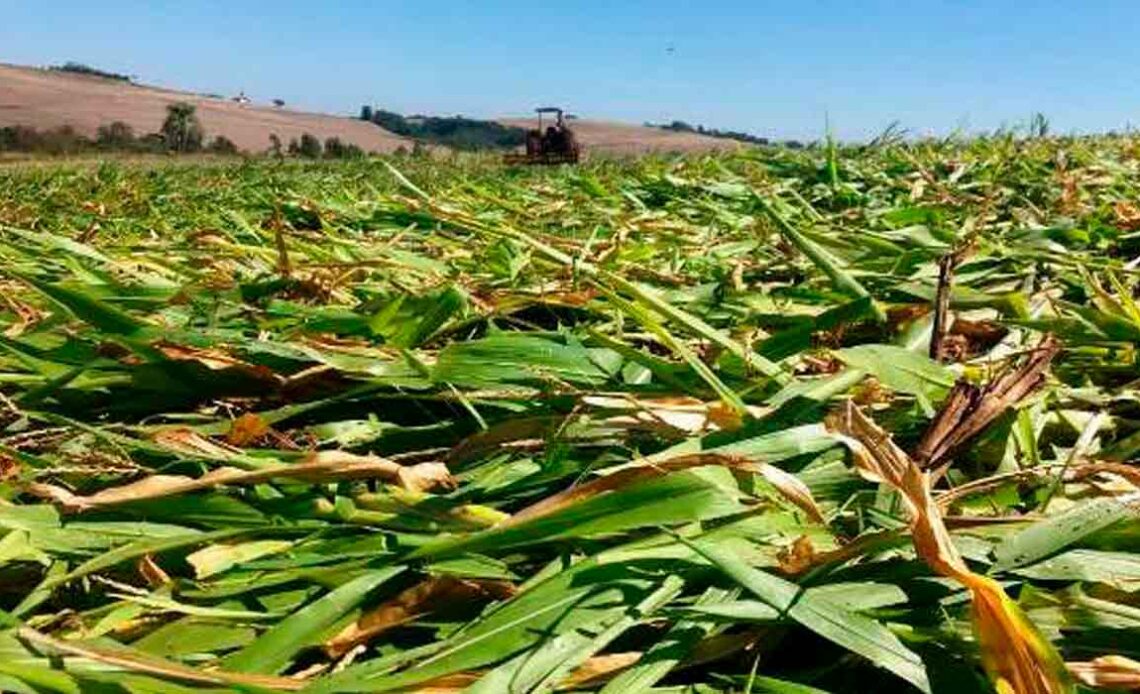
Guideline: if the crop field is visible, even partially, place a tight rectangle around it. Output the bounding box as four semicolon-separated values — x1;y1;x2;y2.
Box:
0;139;1138;694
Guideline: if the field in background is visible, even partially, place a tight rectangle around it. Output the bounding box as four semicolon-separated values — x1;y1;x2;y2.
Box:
0;63;742;157
0;139;1138;693
0;63;412;154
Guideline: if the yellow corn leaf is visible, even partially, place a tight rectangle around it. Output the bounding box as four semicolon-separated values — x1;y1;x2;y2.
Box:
827;401;1072;694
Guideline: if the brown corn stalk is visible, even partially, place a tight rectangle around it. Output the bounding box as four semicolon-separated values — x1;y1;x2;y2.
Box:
914;334;1061;473
929;242;977;362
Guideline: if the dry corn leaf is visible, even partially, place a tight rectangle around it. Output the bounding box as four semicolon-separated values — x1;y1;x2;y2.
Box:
583;394;767;435
936;461;1140;510
827;401;1072;694
152;428;242;459
407;653;642;693
506;452;824;527
154;341;283;385
26;450;454;512
776;535;817;574
16;626;303;691
136;554;170;588
1113;201;1140;230
1068;655;1140;690
225;412;271;446
324;576;516;658
0;452;19;481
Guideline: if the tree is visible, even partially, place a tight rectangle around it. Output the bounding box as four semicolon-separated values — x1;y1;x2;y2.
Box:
0;126;42;152
273;99;285;108
161;102;204;152
96;121;135;149
297;132;322;158
360;105;374;122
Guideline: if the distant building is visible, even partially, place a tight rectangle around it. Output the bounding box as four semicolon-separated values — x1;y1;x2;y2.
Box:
232;91;251;105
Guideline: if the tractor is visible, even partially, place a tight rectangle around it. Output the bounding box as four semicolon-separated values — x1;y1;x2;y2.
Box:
504;107;581;165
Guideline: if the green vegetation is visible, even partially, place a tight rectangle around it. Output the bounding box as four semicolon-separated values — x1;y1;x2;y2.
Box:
653;119;776;146
361;106;527;150
0;103;207;156
49;61;133;82
161;102;206;153
2;103;361;159
0;136;1138;693
283;133;365;160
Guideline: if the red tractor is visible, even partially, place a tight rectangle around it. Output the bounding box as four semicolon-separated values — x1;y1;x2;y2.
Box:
504;107;581;165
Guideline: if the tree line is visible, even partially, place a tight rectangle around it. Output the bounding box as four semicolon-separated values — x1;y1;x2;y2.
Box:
1;102;366;159
651;120;776;146
266;132;366;159
49;62;133;83
0;104;233;156
359;106;525;151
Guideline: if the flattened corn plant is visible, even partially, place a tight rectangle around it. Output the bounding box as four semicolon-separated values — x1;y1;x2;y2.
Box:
0;140;1138;693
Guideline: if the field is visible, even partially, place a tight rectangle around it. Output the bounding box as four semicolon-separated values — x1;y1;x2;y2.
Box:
0;63;736;156
0;64;412;154
0;138;1138;694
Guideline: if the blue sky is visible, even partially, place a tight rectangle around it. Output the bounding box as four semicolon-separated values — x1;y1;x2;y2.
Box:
5;1;1140;141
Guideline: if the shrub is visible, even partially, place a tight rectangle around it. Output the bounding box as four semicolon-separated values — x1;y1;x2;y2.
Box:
322;137;364;159
208;136;239;155
96;121;136;149
323;137;347;159
297;133;322;158
137;133;167;152
38;126;86;155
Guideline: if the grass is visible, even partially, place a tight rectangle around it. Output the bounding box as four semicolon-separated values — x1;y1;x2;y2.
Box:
0;137;1137;693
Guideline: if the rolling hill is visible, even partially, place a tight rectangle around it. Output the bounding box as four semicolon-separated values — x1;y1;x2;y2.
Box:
0;63;411;154
0;62;741;156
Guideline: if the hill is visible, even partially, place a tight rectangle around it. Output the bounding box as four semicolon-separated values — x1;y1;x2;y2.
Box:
0;62;743;156
0;63;411;154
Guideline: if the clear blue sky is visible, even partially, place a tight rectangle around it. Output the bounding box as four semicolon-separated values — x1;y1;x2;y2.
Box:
4;1;1140;141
